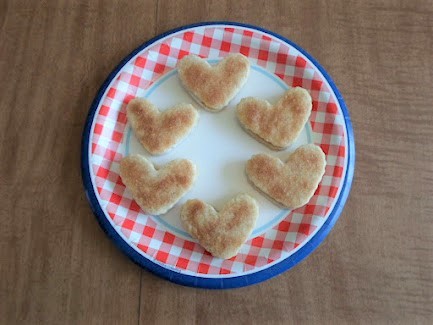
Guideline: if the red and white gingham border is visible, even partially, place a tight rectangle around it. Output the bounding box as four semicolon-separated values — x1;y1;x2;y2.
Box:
88;25;348;277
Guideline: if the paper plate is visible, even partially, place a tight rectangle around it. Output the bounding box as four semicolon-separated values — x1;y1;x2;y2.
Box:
81;22;355;289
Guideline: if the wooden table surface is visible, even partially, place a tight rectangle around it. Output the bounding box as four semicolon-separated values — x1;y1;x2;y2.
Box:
1;0;433;324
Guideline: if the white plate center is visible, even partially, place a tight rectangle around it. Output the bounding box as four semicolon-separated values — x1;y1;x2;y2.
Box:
124;63;312;240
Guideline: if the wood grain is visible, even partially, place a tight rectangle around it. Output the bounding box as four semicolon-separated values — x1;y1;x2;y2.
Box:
0;0;157;324
1;0;433;324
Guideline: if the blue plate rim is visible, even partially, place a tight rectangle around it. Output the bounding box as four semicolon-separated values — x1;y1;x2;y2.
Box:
81;21;355;289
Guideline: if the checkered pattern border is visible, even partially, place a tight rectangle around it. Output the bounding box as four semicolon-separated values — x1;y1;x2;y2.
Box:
89;26;347;276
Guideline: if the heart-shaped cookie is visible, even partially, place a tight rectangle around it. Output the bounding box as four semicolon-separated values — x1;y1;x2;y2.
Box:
120;155;197;215
246;144;326;209
180;194;259;259
177;54;250;112
237;87;312;150
127;98;198;155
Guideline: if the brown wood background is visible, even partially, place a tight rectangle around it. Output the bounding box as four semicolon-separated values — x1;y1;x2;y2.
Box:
1;0;432;324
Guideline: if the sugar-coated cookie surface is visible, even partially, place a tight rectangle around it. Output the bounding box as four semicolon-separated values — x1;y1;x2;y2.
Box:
127;98;198;155
246;144;326;209
177;54;250;111
180;194;258;259
237;87;312;150
120;155;197;215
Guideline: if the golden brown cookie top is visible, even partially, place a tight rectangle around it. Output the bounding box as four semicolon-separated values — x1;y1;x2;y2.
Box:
127;98;198;155
246;144;326;208
120;155;197;215
181;194;258;259
178;54;250;111
237;87;312;149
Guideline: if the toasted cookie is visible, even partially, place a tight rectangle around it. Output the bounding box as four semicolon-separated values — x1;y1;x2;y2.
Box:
127;98;198;155
177;54;250;112
237;87;312;150
180;194;258;259
120;155;197;215
246;144;326;209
